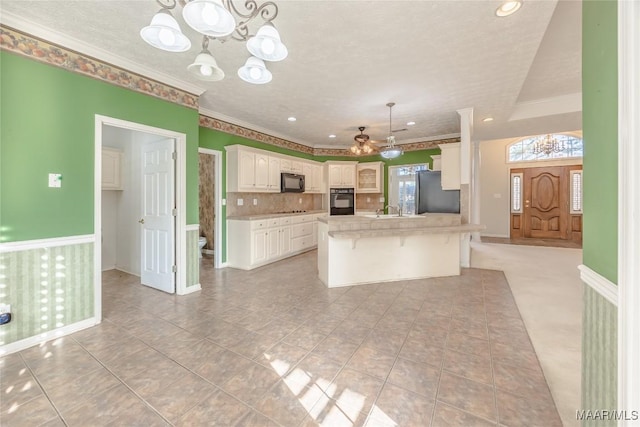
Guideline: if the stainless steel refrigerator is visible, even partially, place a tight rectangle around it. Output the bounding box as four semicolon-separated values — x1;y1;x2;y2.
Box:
415;171;460;214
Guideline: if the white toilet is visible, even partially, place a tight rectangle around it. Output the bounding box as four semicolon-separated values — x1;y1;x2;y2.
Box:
198;236;207;258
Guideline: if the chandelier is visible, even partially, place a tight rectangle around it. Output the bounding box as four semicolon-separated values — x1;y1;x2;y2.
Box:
140;0;288;84
532;134;565;155
380;102;404;159
350;127;375;155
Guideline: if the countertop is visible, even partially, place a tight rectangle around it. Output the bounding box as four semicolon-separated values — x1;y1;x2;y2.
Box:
318;213;464;231
328;223;485;239
227;210;327;221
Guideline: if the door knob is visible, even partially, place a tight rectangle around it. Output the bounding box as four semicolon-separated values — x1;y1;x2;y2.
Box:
138;218;145;224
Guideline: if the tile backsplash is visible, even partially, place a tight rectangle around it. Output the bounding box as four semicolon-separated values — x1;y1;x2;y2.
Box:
227;192;324;216
356;193;384;212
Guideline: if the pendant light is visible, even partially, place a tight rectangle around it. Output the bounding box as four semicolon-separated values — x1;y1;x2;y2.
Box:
380;102;404;159
247;23;288;61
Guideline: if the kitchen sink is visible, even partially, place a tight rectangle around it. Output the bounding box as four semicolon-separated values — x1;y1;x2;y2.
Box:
363;214;415;219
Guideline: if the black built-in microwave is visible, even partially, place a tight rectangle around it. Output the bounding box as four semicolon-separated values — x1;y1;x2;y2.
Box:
281;173;305;193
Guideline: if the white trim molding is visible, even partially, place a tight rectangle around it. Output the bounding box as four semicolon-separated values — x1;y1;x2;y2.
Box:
0;234;94;253
618;0;640;422
0;317;98;356
578;264;618;307
181;284;202;295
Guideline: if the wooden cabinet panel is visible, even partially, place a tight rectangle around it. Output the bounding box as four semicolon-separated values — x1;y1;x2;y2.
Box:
102;147;123;190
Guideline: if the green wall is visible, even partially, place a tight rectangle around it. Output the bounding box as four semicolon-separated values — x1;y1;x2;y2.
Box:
0;52;200;243
582;0;618;283
581;0;618;421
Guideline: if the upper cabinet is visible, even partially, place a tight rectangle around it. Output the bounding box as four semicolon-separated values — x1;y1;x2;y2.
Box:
438;143;461;190
327;161;357;188
102;147;123;190
226;145;325;193
227;146;279;192
356;161;383;193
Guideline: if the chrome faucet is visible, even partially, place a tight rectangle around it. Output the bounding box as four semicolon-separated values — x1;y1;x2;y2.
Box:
385;205;402;217
375;208;383;218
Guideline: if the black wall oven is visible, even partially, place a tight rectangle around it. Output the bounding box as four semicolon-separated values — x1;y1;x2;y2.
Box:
330;188;355;215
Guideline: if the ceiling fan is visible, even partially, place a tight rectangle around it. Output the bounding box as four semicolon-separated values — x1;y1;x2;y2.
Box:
350;126;376;154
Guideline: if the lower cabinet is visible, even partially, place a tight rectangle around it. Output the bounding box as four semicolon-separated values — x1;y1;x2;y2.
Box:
228;214;322;270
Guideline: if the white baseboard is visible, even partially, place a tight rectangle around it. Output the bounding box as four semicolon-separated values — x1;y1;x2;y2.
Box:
480;233;510;238
578;264;618;306
102;264;116;272
0;317;99;356
218;262;229;269
111;267;140;277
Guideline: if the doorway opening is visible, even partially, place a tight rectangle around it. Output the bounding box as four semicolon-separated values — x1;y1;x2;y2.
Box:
387;164;429;214
198;148;223;269
94;115;187;321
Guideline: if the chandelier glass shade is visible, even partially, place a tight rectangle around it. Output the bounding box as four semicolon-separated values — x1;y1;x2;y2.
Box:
140;0;287;84
532;134;566;155
379;103;404;159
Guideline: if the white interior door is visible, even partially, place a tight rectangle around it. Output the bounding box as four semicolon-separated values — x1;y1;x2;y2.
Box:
141;138;175;293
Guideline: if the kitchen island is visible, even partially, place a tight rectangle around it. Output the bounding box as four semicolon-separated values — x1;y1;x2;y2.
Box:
317;214;483;288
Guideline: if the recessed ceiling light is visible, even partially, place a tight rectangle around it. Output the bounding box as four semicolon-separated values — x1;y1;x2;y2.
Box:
288;117;296;122
407;121;416;126
496;0;522;17
483;117;494;122
328;134;336;138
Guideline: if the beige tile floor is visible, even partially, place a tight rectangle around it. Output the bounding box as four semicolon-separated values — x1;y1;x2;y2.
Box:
1;251;564;426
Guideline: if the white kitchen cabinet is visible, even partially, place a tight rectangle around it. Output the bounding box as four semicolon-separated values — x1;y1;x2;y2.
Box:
291;160;303;174
356;161;383;193
327;162;357;188
301;162;325;193
268;156;281;190
102;147;123;190
438;143;461;190
280;158;292;173
430;154;442;171
227;214;320;270
226;145;280;193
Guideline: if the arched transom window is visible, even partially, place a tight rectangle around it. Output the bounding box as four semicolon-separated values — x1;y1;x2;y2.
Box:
508;134;583;162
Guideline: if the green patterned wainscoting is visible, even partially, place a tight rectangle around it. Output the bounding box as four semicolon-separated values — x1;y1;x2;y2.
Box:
0;242;94;347
186;228;200;290
582;284;617;426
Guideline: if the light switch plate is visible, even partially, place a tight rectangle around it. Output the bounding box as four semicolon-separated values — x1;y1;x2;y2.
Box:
237;199;244;206
48;173;62;188
0;304;10;314
493;193;502;199
222;199;227;206
379;197;385;203
253;199;257;205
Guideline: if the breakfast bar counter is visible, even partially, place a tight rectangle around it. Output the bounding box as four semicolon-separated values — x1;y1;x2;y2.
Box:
317;214;484;288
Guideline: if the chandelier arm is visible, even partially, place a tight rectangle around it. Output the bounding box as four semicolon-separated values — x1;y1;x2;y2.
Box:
155;0;177;10
221;0;279;41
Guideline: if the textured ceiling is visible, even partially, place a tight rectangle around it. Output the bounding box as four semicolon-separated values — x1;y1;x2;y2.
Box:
0;0;582;147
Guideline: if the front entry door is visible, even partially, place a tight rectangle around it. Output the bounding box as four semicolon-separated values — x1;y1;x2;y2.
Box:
523;166;567;239
510;165;582;243
141;138;175;293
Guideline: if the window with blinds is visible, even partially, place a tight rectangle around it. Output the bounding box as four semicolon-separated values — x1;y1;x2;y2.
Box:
570;170;583;214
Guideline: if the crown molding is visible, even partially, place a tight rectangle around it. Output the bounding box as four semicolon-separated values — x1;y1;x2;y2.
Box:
199;108;312;147
199;115;314;154
0;11;205;96
509;92;582;122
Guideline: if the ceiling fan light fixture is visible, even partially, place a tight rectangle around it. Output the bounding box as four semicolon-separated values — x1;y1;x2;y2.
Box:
188;51;225;81
238;56;272;84
247;23;288;61
182;0;236;37
140;9;191;52
496;0;523;17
